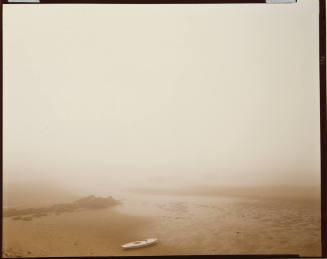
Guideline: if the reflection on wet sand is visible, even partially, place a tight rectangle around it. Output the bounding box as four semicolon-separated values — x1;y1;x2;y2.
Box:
2;184;321;257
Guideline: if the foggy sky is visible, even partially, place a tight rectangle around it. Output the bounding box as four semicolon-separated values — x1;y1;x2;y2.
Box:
3;0;320;193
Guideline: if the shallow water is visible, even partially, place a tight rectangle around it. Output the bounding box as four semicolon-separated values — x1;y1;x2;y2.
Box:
115;191;321;257
2;188;321;257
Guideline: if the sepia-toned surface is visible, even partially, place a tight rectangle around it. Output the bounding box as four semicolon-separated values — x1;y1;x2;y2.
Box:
2;184;321;257
3;0;321;257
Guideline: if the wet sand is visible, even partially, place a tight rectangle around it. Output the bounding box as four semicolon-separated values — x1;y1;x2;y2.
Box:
118;190;321;257
3;208;165;257
2;185;321;257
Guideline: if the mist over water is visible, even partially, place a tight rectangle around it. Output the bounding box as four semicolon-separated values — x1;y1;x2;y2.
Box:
3;0;320;198
2;1;322;257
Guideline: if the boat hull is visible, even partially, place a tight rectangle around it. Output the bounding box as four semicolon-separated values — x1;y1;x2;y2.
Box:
121;238;158;250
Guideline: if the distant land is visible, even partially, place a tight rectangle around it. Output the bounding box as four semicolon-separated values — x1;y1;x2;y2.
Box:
129;185;320;200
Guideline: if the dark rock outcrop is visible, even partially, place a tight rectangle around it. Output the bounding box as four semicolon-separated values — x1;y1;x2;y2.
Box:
4;195;120;219
73;195;118;209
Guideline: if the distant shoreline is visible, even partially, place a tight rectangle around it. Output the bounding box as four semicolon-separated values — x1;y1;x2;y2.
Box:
129;185;320;200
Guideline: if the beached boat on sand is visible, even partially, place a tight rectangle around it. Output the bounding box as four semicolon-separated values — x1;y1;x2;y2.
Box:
121;238;158;249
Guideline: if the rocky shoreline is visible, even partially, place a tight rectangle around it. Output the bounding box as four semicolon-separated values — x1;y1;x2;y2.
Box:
4;195;120;221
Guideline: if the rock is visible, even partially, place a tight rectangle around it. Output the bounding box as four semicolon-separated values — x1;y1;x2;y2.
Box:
4;207;48;218
22;217;32;221
73;195;120;209
51;203;76;213
4;195;120;218
33;213;47;218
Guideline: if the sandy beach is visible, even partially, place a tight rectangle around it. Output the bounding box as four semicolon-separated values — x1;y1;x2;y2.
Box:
3;208;161;257
2;185;321;257
118;188;321;257
3;2;321;257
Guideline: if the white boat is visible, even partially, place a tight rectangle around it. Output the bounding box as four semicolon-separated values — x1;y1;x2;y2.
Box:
121;238;158;250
